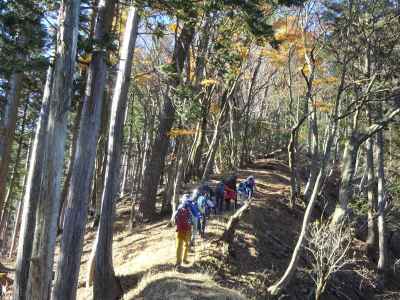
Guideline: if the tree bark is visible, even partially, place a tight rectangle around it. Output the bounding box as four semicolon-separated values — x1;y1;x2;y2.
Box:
26;0;81;298
170;140;186;221
13;63;53;300
92;7;139;299
376;106;387;284
58;99;83;232
139;19;196;221
331;133;360;224
240;57;261;167
366;109;376;259
0;71;23;229
52;1;117;299
0;102;28;238
288;114;308;208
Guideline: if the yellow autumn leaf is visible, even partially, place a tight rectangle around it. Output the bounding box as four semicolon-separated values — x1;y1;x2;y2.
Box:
167;128;197;138
201;79;218;87
168;23;177;33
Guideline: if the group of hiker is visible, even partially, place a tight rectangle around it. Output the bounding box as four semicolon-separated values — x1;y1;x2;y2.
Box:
173;175;256;268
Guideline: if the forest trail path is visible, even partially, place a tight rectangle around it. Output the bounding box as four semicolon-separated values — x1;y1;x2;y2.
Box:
72;158;296;299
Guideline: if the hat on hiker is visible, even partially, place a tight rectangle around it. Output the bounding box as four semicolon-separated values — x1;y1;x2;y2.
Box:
181;194;191;204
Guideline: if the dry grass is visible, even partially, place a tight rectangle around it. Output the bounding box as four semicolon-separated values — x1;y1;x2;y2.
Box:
125;270;246;300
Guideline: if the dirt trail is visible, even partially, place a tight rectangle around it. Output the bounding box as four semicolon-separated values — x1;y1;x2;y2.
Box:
72;159;291;299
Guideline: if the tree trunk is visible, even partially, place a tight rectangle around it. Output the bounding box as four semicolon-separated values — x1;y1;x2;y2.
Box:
13;63;53;300
0;71;23;229
288;113;308;207
169;142;187;223
26;0;81;298
376;107;387;284
92;7;139;299
331;134;360;224
8;134;33;258
161;141;179;216
202;97;230;181
91;95;110;228
304;104;319;202
9;134;32;258
58;99;83;232
240;57;261;167
288;133;298;208
9;197;22;258
0;102;28;238
366;109;376;259
139;20;196;221
52;1;117;299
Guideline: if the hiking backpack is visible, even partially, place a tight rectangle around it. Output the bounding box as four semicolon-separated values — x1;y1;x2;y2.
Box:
175;206;191;232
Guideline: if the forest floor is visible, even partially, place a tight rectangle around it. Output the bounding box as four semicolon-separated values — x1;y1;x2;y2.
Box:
3;158;400;299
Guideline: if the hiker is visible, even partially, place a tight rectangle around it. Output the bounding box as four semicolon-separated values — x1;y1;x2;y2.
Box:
187;191;202;247
215;181;225;213
224;175;237;210
173;197;192;267
238;175;256;205
196;188;213;238
195;183;216;216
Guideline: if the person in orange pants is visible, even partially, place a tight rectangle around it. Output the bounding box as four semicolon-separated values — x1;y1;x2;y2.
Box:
176;230;191;266
173;197;193;267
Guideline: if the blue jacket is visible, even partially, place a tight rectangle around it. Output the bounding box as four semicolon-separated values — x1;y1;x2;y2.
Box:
186;200;202;219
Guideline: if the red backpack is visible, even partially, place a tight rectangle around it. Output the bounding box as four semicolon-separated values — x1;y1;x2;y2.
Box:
175;206;191;232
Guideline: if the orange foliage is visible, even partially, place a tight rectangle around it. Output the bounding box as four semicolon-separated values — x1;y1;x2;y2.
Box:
168;128;197;138
313;100;333;113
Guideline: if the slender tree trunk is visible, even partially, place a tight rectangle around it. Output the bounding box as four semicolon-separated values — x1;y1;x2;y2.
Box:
9;134;33;258
120;98;135;197
13;63;53;300
170;142;187;223
188;99;210;180
331;134;360;224
0;102;28;236
304;104;319;202
376;107;387;284
139;20;196;221
202;101;228;181
92;93;110;227
58;100;83;232
92;7;139;299
366;109;376;259
240;57;261;167
9;198;22;258
52;1;117;299
0;71;23;228
8;134;32;259
26;0;81;298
